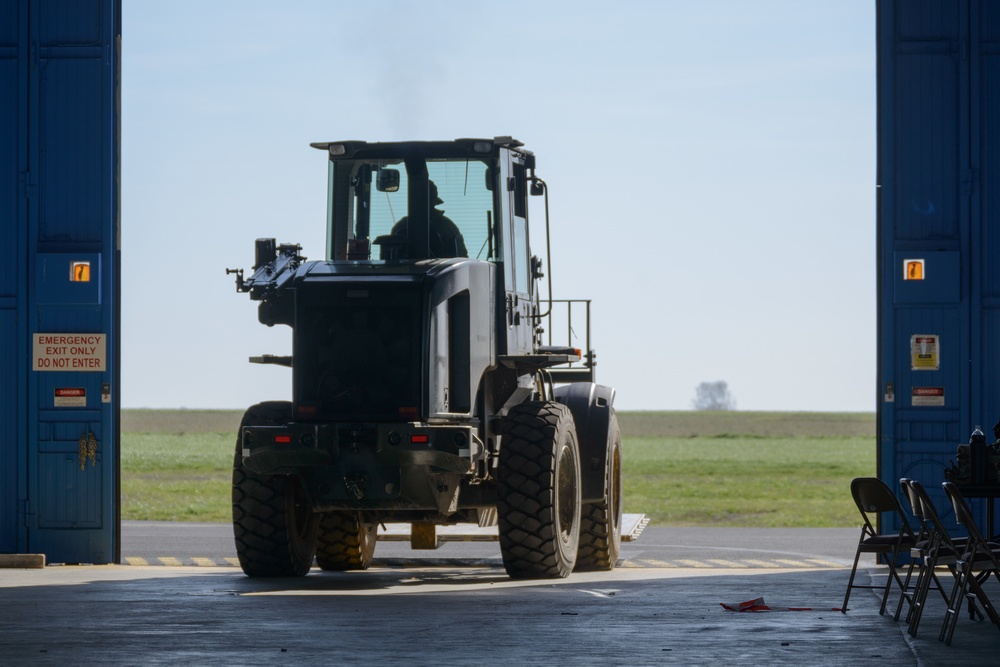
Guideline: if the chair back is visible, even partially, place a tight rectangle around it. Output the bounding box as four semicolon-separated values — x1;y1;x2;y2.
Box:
852;477;902;515
851;477;913;544
909;480;956;551
900;478;933;542
899;478;923;520
942;481;990;548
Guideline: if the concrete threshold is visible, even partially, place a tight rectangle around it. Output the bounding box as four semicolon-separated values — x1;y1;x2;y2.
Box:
0;554;45;568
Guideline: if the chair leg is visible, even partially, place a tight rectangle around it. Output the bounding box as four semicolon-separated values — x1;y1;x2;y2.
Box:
908;558;937;637
906;562;947;625
842;549;863;613
929;568;950;605
881;548;908;615
941;562;971;645
966;572;1000;628
894;557;919;621
903;560;925;625
878;565;903;616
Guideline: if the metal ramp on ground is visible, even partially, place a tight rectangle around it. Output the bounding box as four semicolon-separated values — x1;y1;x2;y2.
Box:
376;513;649;546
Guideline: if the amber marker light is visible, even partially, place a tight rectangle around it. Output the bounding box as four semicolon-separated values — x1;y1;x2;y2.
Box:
904;259;925;280
70;261;91;282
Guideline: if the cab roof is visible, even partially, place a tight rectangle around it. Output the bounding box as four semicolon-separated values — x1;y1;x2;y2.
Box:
308;137;531;161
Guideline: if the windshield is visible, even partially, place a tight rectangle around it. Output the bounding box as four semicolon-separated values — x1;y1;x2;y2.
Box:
327;158;499;262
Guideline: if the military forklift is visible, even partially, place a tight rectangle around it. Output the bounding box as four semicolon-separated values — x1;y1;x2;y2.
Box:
227;137;620;579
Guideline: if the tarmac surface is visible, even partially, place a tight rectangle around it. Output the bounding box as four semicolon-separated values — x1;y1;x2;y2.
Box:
2;524;998;665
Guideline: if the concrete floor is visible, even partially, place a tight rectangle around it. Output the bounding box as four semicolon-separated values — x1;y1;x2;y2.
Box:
2;540;998;665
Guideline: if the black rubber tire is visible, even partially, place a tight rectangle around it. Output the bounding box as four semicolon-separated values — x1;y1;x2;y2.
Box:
575;409;623;571
315;511;377;571
497;401;582;579
232;401;319;577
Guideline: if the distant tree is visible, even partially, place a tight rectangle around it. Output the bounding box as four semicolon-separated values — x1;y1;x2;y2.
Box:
692;381;736;411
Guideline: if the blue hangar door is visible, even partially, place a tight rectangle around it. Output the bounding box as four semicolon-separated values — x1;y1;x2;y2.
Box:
0;0;121;563
878;0;1000;526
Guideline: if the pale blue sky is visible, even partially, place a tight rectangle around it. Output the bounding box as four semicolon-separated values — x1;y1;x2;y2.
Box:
121;1;876;412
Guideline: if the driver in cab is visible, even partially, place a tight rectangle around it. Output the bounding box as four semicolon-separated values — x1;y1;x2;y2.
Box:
390;180;468;259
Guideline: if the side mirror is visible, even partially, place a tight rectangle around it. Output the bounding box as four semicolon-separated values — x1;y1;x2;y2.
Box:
377;168;400;192
484;166;494;191
531;255;544;280
530;180;545;196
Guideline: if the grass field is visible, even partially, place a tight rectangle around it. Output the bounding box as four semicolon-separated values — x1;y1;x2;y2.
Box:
121;409;875;526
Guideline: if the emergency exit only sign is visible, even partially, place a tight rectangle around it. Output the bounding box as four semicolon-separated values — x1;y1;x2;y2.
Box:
32;333;106;371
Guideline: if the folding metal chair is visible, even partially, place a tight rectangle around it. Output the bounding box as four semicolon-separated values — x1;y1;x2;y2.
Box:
842;477;916;615
940;481;1000;645
893;479;951;623
906;480;985;637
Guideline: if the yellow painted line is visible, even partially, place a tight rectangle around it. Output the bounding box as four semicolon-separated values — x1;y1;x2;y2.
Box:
120;556;843;570
804;559;847;568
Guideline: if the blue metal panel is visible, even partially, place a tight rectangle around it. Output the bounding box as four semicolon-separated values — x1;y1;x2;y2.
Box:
0;0;27;555
0;2;21;300
36;253;103;304
0;312;19;552
2;0;119;563
28;0;119;561
878;0;998;534
37;51;107;245
977;1;1000;439
893;251;960;303
892;51;961;242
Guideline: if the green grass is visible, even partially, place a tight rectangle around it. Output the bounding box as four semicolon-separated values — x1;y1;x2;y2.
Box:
622;435;873;527
121;410;876;526
121;432;234;522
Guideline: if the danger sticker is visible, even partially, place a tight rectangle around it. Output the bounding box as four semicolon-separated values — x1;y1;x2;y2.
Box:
54;388;86;407
33;333;106;372
912;387;945;407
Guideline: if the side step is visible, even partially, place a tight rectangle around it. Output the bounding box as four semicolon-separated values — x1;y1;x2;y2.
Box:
376;513;649;547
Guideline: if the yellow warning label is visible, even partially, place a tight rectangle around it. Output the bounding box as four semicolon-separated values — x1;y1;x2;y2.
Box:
910;334;939;370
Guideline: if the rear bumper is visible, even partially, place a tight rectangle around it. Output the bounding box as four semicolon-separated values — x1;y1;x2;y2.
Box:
240;421;482;507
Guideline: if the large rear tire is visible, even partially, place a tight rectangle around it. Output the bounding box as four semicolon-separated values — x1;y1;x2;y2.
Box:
232;401;319;577
497;401;582;579
315;511;377;571
575;409;623;571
